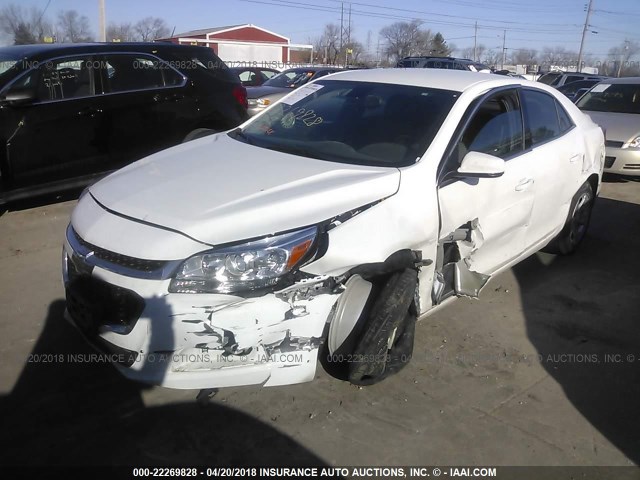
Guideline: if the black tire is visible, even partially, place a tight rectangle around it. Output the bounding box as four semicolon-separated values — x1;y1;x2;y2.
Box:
348;268;418;386
543;182;594;255
182;128;216;143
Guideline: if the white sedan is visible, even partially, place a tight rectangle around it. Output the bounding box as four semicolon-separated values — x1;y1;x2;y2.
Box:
62;69;605;390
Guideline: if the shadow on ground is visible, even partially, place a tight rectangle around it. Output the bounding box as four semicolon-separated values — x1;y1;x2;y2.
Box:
0;300;326;466
514;196;640;464
0;187;84;217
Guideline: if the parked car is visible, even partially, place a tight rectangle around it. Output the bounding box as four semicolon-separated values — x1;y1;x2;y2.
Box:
0;43;248;205
577;77;640;175
246;67;341;116
537;71;607;88
397;56;491;73
557;79;602;102
229;66;280;87
63;69;604;391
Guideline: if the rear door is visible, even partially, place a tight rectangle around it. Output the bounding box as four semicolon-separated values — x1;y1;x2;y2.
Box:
2;54;108;190
436;88;534;301
97;53;192;168
520;88;583;246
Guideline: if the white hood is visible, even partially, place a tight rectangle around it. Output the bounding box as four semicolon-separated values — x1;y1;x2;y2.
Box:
89;133;400;246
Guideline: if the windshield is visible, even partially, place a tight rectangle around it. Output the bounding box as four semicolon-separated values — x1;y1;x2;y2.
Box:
230;79;459;167
577;83;640;114
263;69;317;88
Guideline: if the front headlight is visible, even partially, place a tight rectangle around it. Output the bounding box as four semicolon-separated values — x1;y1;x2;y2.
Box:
169;226;318;294
625;136;640;149
257;98;271;107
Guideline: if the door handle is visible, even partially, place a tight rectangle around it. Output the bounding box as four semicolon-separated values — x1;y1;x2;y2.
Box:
77;107;103;118
515;178;534;191
570;153;582;163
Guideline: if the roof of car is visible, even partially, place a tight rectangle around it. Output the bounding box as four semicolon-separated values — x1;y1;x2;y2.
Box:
322;68;519;92
598;76;640;85
0;42;211;60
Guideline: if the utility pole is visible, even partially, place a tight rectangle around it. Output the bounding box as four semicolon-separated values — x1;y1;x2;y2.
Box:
501;29;506;70
346;3;352;66
577;0;594;73
98;0;106;42
339;2;344;65
473;21;478;62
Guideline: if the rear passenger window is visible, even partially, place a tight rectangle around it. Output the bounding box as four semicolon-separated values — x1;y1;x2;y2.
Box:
521;89;561;147
103;55;168;93
556;100;574;133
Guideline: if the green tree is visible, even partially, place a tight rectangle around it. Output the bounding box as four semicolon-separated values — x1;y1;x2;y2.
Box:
430;32;451;57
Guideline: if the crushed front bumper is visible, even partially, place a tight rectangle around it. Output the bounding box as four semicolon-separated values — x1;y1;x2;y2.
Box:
62;233;342;390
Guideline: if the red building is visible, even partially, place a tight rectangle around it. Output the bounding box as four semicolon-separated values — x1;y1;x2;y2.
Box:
158;24;313;66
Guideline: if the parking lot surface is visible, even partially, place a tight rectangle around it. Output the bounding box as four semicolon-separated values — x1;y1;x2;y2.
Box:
0;178;639;467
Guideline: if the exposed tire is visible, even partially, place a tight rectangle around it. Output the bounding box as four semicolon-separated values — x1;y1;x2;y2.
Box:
348;268;418;386
543;181;594;255
182;128;216;143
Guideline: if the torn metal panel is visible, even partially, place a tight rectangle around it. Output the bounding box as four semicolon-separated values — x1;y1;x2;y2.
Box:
454;261;490;298
433;218;490;303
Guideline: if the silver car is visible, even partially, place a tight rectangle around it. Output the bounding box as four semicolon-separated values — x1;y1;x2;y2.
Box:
577;77;640;176
246;67;340;116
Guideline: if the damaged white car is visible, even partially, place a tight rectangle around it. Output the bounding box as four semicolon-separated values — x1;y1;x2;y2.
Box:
62;69;605;390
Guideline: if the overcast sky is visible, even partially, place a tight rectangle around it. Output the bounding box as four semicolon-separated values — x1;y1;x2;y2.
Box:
9;0;639;57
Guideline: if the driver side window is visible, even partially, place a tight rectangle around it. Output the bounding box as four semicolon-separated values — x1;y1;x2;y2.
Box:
451;90;524;168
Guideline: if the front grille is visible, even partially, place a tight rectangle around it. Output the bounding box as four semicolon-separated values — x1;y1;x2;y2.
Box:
605;140;624;148
71;227;167;273
66;273;145;335
623;164;640;170
605;156;616;168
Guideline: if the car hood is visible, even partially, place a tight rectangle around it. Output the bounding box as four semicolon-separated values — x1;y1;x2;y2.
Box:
88;133;400;246
246;85;290;99
581;111;640;143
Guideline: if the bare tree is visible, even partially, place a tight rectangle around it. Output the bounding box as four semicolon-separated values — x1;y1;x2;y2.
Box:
379;20;432;63
607;40;640;77
312;23;341;64
57;9;93;42
106;22;136;42
0;3;54;44
510;48;538;66
481;49;501;68
134;17;170;42
540;46;577;69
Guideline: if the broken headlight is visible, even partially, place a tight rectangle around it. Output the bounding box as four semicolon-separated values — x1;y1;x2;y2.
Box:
169;226;317;294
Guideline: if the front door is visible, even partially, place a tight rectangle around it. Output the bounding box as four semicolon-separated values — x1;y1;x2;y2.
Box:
436;88;534;300
2;55;108;190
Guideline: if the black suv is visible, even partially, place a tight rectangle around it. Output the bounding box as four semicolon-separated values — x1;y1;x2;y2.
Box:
396;56;491;72
0;43;248;204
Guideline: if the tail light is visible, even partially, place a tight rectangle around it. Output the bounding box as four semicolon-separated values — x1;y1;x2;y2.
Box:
232;85;248;110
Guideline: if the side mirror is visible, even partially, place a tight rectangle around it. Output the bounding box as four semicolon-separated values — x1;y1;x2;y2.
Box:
2;88;36;105
457;151;505;178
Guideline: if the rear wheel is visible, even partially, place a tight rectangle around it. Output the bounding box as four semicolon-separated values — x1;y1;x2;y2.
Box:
544;182;594;255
